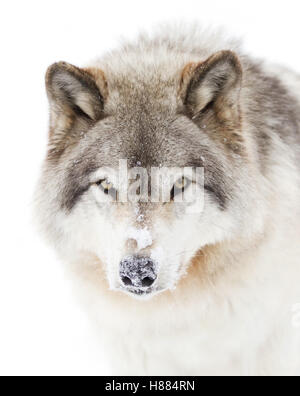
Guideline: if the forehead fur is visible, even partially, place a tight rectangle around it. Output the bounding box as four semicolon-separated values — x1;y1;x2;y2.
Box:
91;26;241;110
59;113;232;211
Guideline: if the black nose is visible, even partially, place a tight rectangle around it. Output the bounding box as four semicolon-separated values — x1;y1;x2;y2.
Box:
120;257;157;290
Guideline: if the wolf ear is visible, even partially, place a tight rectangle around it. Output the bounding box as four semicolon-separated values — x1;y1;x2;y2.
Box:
46;62;106;121
180;51;242;124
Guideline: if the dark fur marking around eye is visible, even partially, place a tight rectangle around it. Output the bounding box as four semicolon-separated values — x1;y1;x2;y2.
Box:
62;182;91;212
204;162;230;211
184;159;229;210
61;161;99;212
204;184;228;211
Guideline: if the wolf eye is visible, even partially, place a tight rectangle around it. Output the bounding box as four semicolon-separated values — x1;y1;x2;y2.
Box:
96;179;117;199
170;177;191;200
98;179;113;192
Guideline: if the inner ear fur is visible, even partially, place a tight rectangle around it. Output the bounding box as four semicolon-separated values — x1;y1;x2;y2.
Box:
180;51;243;125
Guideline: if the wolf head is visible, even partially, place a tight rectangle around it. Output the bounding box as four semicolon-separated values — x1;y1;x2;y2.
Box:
35;46;261;300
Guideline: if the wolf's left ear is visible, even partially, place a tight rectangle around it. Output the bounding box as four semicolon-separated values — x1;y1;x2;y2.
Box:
180;51;242;124
46;61;106;122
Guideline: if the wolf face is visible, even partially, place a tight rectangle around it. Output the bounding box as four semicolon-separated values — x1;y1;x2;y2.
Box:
36;49;260;299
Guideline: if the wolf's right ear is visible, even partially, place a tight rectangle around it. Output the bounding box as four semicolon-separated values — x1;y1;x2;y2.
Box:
46;62;106;120
45;62;107;150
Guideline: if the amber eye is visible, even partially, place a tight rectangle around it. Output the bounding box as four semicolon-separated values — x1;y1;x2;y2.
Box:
174;177;189;190
170;177;191;200
96;179;117;199
99;179;113;192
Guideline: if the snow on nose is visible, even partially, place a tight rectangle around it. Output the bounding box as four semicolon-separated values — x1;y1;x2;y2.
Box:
120;256;157;289
126;227;153;251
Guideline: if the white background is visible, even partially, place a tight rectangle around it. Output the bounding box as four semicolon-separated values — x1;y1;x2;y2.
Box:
0;0;300;376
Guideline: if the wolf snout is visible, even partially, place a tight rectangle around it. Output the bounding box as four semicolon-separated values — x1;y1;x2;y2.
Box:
119;256;157;293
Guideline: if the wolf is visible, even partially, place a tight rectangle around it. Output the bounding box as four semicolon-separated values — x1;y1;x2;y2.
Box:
35;24;300;375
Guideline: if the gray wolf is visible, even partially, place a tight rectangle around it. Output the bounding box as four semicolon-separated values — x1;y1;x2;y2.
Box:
34;24;300;375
